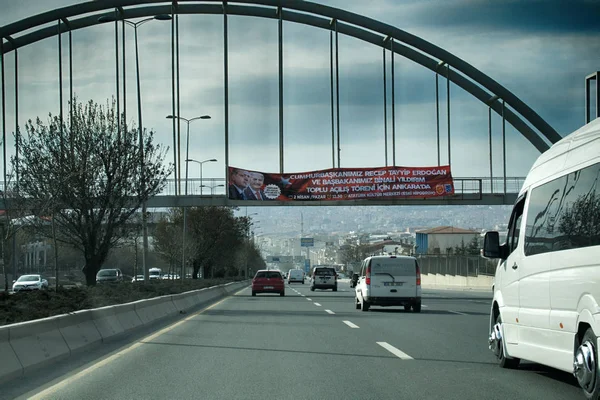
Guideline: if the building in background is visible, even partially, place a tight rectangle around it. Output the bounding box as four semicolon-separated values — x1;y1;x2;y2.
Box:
415;226;480;254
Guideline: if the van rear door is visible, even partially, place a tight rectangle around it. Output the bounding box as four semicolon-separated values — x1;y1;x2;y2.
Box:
369;257;417;298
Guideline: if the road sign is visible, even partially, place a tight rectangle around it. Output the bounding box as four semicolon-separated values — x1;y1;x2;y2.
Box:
304;259;310;273
301;238;314;247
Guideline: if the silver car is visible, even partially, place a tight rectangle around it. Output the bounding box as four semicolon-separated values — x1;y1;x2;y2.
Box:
12;274;49;292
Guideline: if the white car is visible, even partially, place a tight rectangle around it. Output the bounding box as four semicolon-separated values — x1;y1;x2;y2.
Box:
483;118;600;399
12;274;49;292
355;255;421;312
287;269;304;284
132;274;145;282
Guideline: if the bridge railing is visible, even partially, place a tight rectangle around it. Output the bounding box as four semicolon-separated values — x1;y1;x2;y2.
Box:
0;177;525;198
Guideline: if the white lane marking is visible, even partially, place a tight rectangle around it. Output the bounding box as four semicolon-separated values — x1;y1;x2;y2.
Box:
422;305;429;308
343;320;359;329
301;295;306;297
377;342;414;360
448;310;468;315
306;298;312;301
26;287;246;399
325;309;335;314
314;302;321;306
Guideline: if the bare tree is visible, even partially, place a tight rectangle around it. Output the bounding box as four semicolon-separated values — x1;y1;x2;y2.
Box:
14;98;172;285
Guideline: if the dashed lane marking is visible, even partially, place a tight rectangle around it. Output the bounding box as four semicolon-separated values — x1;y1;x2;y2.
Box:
343;320;359;329
325;310;335;314
376;342;413;360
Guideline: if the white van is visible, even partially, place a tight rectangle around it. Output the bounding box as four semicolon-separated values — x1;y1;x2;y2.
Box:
483;118;600;399
354;255;421;312
287;269;304;284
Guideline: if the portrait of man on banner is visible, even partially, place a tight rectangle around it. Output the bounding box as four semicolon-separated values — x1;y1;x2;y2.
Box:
228;168;250;200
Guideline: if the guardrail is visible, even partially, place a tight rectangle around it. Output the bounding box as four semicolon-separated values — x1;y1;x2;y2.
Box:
0;280;249;384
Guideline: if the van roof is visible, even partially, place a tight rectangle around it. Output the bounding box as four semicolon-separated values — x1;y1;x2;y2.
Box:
368;255;416;260
521;118;600;195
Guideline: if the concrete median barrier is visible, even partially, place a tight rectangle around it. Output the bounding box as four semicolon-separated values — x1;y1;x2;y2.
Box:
112;302;144;332
171;291;199;312
56;310;102;353
0;280;249;383
0;326;23;383
8;316;70;373
134;295;177;324
90;306;124;340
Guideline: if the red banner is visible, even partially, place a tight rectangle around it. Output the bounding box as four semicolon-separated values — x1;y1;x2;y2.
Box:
228;166;454;201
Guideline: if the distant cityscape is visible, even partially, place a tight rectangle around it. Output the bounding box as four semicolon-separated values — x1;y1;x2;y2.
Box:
239;205;512;267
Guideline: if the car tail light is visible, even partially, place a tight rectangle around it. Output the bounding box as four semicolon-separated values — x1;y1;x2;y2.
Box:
366;264;371;285
416;263;421;286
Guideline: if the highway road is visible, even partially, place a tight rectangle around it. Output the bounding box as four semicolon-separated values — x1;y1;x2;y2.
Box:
3;280;581;400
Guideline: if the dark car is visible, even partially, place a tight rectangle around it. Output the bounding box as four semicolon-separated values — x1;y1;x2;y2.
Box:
96;268;124;284
252;270;285;297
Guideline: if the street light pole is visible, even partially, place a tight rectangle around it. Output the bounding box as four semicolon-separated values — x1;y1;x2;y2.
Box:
186;158;218;196
166;115;210;280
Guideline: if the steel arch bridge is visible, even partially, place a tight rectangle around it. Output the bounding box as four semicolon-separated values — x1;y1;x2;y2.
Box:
0;0;561;207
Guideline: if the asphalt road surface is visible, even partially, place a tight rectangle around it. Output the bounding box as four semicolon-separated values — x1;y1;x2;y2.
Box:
3;280;582;400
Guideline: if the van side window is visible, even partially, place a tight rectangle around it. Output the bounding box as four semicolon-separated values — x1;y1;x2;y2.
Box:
507;197;526;255
524;161;600;256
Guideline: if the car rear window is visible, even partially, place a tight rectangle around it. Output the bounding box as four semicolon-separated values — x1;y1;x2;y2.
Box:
98;270;117;277
255;272;267;278
371;259;416;275
268;272;282;279
315;268;334;276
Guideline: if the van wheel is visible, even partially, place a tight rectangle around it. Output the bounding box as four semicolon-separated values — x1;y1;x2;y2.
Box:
575;328;600;399
361;300;370;312
310;287;315;292
413;301;422;313
333;286;337;292
404;305;412;312
492;314;520;368
355;298;361;310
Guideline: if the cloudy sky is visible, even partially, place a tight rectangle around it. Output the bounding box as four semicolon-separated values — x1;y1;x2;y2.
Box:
1;0;599;187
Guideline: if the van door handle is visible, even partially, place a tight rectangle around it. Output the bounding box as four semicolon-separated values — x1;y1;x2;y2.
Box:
512;263;518;270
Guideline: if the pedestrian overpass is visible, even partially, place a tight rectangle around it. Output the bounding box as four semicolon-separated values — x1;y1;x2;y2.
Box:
0;1;560;208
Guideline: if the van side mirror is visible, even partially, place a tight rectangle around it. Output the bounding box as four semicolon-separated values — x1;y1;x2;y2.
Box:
483;231;506;259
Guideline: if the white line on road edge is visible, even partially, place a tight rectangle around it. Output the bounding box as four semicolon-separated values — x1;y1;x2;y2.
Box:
448;310;468;315
422;305;428;308
306;298;312;301
314;302;321;306
343;320;359;329
325;310;335;314
377;342;414;360
301;295;306;297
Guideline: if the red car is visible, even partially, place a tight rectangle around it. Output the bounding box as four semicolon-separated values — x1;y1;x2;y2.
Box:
252;270;285;297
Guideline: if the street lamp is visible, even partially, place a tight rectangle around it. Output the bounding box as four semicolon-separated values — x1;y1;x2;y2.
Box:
201;183;224;195
185;158;217;195
165;115;210;281
99;13;172;284
166;115;211;195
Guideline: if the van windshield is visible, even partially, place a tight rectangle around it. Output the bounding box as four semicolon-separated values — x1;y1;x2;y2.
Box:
371;259;415;276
